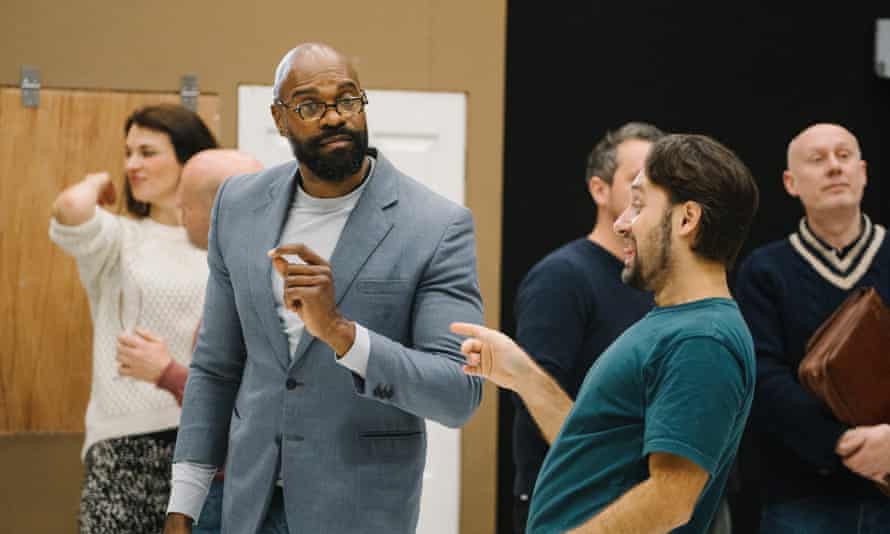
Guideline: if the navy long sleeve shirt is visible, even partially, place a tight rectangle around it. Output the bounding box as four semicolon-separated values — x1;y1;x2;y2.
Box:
511;238;653;498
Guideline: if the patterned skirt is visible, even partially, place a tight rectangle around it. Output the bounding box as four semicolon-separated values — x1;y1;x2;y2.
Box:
79;430;177;534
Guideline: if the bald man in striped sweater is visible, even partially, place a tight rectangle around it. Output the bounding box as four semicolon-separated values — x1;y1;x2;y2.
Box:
735;124;890;534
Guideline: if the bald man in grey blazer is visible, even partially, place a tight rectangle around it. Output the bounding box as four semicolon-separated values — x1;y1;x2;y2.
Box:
164;43;483;534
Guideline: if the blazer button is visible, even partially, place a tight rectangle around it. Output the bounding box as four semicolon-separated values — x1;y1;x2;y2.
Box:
286;378;297;390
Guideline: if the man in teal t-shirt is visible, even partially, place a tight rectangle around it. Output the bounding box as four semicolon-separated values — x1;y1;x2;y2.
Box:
453;134;760;533
529;299;754;532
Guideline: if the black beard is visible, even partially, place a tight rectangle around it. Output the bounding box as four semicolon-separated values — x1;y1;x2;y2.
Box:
288;126;368;183
622;210;673;292
621;245;645;290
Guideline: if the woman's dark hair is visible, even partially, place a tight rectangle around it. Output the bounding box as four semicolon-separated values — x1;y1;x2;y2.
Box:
123;104;218;217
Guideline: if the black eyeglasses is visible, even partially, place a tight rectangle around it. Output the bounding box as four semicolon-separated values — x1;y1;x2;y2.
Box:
276;91;369;121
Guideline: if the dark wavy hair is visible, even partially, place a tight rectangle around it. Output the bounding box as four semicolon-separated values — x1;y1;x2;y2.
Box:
123;104;218;217
645;134;759;268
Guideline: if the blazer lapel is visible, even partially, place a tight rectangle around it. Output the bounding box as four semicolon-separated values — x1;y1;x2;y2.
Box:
248;161;299;370
289;153;397;366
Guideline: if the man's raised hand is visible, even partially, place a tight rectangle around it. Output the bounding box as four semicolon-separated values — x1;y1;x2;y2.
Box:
268;243;354;355
450;322;535;393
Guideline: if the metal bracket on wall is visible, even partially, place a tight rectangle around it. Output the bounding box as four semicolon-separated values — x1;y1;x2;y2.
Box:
180;74;199;111
877;19;890;79
21;66;40;108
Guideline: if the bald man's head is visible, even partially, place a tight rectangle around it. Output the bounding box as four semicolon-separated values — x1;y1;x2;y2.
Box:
783;123;867;216
786;123;861;168
270;42;370;185
177;149;263;249
273;43;360;100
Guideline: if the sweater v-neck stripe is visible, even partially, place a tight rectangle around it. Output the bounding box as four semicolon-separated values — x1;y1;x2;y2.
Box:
789;215;885;290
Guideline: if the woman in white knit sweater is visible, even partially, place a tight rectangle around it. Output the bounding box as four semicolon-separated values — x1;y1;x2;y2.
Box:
49;104;218;533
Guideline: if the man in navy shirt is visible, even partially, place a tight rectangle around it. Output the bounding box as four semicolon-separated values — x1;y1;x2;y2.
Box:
735;123;890;533
454;134;760;533
510;122;661;532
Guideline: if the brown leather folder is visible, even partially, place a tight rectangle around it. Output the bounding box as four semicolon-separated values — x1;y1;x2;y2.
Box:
798;287;890;427
798;287;890;495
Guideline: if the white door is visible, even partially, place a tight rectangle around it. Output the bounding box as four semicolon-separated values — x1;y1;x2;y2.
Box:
238;86;466;534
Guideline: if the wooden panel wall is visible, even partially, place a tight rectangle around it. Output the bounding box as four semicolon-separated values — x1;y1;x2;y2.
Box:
0;2;504;529
0;88;220;433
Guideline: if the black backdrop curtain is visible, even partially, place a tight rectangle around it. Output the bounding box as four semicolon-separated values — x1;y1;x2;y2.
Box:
499;4;890;532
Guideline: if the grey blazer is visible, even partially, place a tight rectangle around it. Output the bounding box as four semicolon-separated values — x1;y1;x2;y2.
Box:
174;149;484;534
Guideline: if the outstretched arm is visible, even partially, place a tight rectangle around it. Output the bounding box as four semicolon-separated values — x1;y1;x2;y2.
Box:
451;322;573;444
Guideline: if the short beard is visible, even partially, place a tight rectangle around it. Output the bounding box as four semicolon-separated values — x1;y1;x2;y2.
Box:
288;125;368;183
622;209;673;292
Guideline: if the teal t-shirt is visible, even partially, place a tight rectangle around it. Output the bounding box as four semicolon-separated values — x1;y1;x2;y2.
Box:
526;298;755;533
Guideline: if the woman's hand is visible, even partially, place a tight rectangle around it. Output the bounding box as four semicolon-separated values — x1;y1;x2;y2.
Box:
116;328;173;384
93;173;116;206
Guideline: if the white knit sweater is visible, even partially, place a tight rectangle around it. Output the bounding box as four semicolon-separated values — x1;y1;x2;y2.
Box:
49;208;208;458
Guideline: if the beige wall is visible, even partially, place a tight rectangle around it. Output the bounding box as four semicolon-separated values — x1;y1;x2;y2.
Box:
0;1;505;532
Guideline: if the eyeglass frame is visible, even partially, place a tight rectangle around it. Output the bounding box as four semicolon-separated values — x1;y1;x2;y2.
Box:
275;90;369;121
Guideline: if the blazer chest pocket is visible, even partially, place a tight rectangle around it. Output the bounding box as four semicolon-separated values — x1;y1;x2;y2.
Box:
356;279;411;296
